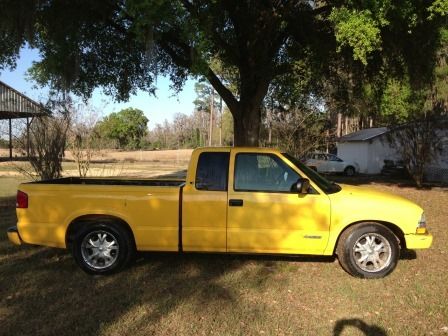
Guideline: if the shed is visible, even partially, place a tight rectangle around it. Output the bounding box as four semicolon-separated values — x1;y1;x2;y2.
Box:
0;80;49;160
336;127;397;174
337;127;448;182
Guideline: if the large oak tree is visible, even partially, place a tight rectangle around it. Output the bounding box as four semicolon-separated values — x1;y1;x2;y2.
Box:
0;1;446;145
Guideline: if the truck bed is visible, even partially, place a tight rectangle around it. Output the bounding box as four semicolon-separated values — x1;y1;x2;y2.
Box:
31;177;185;187
17;177;185;251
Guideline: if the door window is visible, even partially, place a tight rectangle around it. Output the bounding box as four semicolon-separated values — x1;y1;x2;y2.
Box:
234;153;300;192
195;152;230;191
328;154;343;162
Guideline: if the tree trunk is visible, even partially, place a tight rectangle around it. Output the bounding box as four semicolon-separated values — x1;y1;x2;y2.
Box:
205;61;270;147
233;107;261;146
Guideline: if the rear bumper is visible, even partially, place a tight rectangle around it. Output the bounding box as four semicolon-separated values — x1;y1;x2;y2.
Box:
405;232;433;249
7;226;22;245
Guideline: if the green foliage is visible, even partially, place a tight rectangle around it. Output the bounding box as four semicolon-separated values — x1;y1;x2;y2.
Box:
329;8;382;65
380;78;413;122
428;0;448;19
96;108;148;149
193;82;220;113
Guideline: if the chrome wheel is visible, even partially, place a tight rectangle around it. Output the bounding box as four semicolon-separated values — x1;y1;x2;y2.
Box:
81;230;119;270
352;233;392;273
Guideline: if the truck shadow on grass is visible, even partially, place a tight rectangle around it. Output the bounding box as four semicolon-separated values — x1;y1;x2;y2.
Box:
0;246;241;335
333;318;387;336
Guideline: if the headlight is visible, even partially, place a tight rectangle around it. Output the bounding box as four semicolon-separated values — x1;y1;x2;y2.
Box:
416;212;427;234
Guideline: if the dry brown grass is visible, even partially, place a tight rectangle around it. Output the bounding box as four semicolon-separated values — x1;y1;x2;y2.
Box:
1;148;194;162
0;174;447;336
63;148;193;163
0;149;191;178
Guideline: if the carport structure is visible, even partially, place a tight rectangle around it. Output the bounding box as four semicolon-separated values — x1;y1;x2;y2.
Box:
0;80;49;160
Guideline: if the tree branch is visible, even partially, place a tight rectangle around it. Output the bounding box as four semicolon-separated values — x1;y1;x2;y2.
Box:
158;30;240;116
206;68;239;116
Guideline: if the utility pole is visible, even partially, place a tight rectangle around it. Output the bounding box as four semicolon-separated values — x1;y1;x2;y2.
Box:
208;88;214;146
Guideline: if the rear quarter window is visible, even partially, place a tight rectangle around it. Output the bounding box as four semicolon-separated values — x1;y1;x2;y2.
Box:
195;152;230;191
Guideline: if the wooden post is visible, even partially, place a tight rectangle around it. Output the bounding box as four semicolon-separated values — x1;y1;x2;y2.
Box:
9;118;12;160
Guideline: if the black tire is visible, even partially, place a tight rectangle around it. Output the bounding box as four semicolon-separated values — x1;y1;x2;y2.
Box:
344;166;356;176
72;221;135;275
336;223;400;279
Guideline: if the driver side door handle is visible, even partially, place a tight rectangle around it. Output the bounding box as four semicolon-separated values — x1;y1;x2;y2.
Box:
229;199;244;207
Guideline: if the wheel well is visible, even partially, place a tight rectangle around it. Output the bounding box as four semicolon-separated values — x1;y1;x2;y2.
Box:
65;215;136;249
334;220;406;254
345;165;355;171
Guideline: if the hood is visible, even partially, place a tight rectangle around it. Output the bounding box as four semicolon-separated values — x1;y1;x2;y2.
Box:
336;184;420;208
328;183;423;232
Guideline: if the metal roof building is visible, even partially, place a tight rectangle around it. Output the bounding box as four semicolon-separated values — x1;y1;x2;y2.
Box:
0;80;49;159
337;127;396;174
338;127;389;142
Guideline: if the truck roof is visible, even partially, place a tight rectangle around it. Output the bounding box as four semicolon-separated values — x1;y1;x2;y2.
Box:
193;146;281;152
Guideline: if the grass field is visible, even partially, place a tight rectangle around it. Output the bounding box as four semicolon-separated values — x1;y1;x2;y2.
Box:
0;156;447;336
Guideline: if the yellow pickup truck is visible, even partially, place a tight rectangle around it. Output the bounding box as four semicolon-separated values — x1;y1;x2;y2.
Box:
7;147;432;278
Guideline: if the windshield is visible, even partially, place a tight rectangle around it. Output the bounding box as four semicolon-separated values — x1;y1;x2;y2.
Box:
281;153;341;194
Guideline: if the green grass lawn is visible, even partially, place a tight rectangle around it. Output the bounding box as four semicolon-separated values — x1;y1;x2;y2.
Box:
0;175;447;335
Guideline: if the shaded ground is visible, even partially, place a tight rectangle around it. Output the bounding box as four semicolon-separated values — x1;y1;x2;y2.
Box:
0;172;447;335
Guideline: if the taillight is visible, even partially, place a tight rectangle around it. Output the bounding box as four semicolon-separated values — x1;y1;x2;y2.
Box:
16;190;28;209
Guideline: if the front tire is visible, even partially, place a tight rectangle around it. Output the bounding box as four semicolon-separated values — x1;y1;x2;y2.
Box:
72;222;135;275
336;223;399;278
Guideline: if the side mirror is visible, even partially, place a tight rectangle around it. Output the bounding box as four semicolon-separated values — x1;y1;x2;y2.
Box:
293;178;310;194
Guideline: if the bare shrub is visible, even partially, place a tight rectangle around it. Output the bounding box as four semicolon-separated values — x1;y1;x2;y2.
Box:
68;103;103;177
388;105;447;187
269;106;328;157
27;114;70;180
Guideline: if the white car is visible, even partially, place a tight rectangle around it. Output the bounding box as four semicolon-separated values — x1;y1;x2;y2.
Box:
305;153;359;176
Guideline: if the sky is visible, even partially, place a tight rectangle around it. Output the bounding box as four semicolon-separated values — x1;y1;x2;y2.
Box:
0;47;197;129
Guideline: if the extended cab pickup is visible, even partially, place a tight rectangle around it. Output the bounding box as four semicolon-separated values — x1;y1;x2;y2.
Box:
8;147;432;278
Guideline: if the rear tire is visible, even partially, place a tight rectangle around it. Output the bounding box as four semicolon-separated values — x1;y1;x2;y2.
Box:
336;223;399;279
72;221;135;275
344;166;356;176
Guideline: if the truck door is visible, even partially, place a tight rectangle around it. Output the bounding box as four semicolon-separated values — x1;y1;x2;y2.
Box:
227;150;331;255
182;150;230;252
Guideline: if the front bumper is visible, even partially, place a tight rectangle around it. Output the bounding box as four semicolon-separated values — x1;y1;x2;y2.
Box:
7;226;22;245
405;231;433;249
